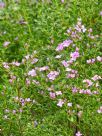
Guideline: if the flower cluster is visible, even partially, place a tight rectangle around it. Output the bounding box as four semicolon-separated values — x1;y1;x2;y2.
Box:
47;71;59;80
56;39;73;51
87;56;102;64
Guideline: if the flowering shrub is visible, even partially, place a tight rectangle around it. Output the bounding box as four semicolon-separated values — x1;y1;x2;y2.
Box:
0;0;102;136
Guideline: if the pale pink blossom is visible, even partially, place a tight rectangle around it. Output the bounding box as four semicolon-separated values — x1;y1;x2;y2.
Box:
5;109;9;113
49;92;56;99
39;66;49;71
70;51;79;60
25;98;31;102
86;59;91;64
84;89;92;95
97;56;102;62
12;61;20;66
61;60;69;67
25;55;30;60
47;71;59;80
79;89;84;94
67;103;72;107
93;91;99;94
100;11;102;16
76;131;82;136
88;28;93;33
56;91;62;96
92;75;101;81
62;40;73;47
12;110;16;114
83;79;93;86
72;87;78;93
26;78;30;85
28;69;36;77
56;40;73;51
67;73;76;78
31;58;38;64
57;99;64;107
97;109;101;113
3;62;9;69
56;44;64;51
3;41;10;47
9;79;13;84
91;58;95;63
0;2;5;8
61;0;64;3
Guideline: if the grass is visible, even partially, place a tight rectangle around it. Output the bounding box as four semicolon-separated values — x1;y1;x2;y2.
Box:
0;0;102;136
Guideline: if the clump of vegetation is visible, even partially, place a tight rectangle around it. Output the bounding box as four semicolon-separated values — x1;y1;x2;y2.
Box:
0;0;102;136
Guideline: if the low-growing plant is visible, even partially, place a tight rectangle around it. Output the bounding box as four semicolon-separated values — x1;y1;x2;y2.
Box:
0;0;102;136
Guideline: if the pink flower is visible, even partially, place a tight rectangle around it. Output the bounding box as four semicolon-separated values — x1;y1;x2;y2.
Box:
76;47;79;51
12;110;16;114
26;78;30;85
47;71;59;80
56;91;62;96
86;59;91;64
61;0;64;3
79;89;84;94
100;11;102;16
70;51;79;60
83;79;93;86
67;103;72;107
3;41;10;47
49;92;56;99
97;109;101;113
25;98;31;102
9;79;13;84
62;40;73;47
93;91;99;94
3;62;9;69
92;75;101;81
67;73;76;78
88;28;93;33
25;55;30;60
57;99;64;107
39;66;49;71
12;61;20;66
0;2;5;8
91;58;95;63
56;44;64;51
72;87;78;93
61;60;69;67
56;40;73;51
28;69;36;77
97;56;102;62
84;89;92;95
31;58;38;64
76;131;82;136
5;109;9;113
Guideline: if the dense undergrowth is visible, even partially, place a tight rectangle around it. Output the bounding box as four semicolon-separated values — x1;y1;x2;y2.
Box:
0;0;102;136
